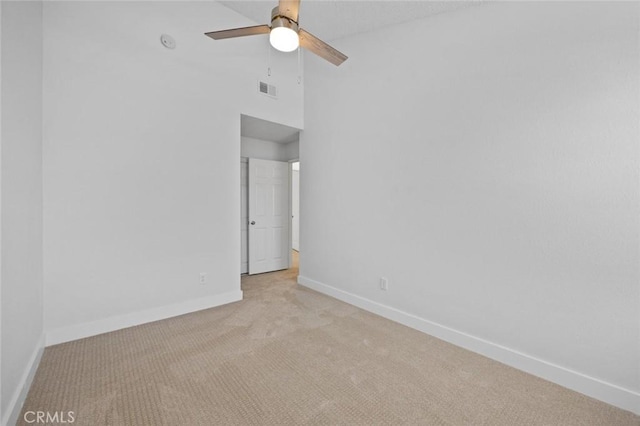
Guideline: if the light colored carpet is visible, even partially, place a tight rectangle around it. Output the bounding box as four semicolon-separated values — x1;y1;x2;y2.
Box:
20;252;639;425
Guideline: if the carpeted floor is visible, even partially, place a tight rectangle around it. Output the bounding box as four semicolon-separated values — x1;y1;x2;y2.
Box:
20;252;639;425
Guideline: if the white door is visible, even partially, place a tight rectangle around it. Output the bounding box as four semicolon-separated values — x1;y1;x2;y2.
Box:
291;165;300;251
248;158;290;274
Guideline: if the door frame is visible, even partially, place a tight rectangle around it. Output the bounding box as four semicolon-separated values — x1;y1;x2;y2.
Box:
240;157;249;274
237;113;301;275
287;158;299;269
240;157;298;274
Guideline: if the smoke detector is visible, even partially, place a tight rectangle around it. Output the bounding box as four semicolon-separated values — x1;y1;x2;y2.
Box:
160;34;176;50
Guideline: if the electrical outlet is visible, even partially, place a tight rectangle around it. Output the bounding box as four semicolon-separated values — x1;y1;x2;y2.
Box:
199;273;207;285
380;277;388;291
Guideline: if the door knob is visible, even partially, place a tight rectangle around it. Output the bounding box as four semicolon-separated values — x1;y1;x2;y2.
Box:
250;221;256;225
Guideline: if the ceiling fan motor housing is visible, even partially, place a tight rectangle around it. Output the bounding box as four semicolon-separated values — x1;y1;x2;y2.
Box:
271;6;299;32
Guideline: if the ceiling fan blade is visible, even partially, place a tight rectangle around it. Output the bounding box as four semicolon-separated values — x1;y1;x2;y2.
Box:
299;29;348;66
205;25;270;40
278;0;300;22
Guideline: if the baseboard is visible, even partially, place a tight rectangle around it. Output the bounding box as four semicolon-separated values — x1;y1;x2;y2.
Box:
297;275;640;415
2;334;45;426
46;290;243;346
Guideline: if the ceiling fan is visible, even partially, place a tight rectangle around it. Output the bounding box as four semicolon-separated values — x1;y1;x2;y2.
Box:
205;0;348;66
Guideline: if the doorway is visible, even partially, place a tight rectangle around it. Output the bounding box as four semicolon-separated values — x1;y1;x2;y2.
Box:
239;115;300;275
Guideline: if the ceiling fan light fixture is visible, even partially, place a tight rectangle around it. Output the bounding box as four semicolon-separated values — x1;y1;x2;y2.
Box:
204;0;348;66
270;16;299;52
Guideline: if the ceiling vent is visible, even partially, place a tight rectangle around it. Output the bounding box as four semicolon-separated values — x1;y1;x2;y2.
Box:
258;80;277;99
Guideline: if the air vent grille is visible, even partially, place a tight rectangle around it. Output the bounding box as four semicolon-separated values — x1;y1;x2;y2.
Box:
258;80;277;98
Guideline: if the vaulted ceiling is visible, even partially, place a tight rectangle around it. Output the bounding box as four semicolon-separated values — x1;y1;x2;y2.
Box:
228;1;482;143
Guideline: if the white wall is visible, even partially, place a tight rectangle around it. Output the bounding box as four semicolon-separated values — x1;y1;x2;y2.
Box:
284;139;299;161
300;2;639;413
241;136;299;162
43;1;303;344
1;2;45;424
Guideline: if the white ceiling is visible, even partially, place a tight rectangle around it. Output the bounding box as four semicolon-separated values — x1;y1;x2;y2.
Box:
219;0;480;42
241;115;301;144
